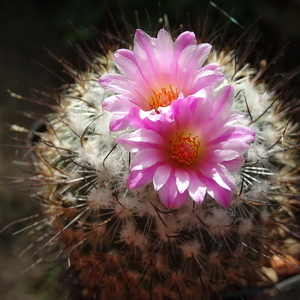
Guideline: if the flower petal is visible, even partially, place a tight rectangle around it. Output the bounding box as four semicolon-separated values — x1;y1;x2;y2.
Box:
208;185;233;208
154;29;175;78
118;128;166;152
175;169;190;193
191;70;225;93
130;148;164;171
126;164;158;189
200;161;235;191
222;157;245;171
109;113;129;131
102;95;133;113
133;29;157;86
158;173;189;208
188;172;207;204
206;149;240;163
199;175;233;208
153;165;172;190
211;85;234;117
99;74;133;96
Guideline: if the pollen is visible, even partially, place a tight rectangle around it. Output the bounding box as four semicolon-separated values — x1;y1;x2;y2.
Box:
169;132;200;166
148;85;179;111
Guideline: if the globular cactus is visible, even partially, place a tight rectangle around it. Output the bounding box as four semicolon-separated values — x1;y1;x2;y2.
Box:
8;21;300;300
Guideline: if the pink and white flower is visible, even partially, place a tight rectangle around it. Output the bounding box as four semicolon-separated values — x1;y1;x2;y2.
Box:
118;86;255;208
99;28;224;131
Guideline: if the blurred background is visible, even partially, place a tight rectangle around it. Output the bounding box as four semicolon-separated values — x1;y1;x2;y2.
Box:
1;0;300;299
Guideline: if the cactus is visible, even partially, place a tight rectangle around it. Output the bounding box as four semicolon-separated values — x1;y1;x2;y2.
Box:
8;23;300;300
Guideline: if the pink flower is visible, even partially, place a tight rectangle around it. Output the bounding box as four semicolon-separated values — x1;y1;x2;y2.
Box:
118;86;255;208
99;28;224;131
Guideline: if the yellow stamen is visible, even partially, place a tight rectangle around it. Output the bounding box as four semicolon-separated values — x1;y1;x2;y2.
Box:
148;85;179;112
169;132;200;166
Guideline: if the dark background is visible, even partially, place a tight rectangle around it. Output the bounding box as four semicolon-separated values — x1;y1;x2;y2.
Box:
0;0;300;299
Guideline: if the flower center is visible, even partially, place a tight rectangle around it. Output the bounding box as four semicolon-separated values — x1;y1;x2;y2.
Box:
169;132;200;166
148;85;179;112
